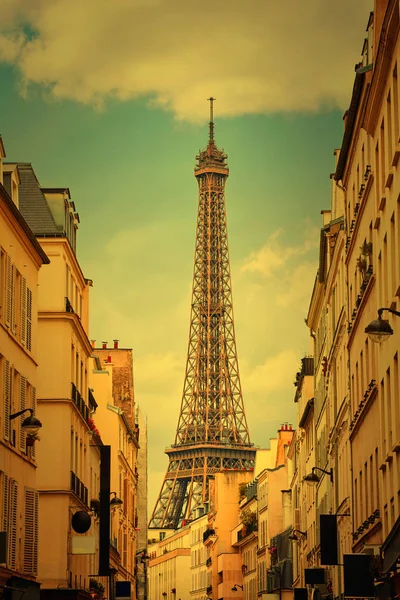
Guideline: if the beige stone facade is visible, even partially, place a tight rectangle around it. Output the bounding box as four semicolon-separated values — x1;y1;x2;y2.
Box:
89;352;139;596
290;2;400;596
0;143;49;595
334;0;400;580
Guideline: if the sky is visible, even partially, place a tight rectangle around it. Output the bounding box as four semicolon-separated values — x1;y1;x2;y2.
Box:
0;0;373;512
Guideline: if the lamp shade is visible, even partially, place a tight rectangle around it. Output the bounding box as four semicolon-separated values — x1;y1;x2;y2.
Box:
21;414;42;436
365;315;393;343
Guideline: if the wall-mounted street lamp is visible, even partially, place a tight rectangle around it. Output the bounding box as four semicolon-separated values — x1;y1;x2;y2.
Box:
365;307;400;343
10;408;42;436
288;529;307;541
304;467;333;486
232;584;243;592
110;491;123;507
136;549;150;562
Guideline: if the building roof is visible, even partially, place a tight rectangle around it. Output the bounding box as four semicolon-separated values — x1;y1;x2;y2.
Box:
15;163;60;236
0;181;49;264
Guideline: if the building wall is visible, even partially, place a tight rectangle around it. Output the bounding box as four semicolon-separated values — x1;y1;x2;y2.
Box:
190;514;208;600
148;528;191;600
0;165;47;585
89;354;138;596
33;230;95;590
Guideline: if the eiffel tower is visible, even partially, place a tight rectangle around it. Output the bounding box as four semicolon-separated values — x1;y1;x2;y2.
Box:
149;99;255;530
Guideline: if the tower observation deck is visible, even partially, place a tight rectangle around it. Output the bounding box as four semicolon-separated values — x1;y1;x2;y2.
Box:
149;99;255;530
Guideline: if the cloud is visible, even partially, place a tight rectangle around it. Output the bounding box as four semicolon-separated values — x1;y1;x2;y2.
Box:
242;349;299;394
240;227;319;278
0;0;372;120
228;224;318;440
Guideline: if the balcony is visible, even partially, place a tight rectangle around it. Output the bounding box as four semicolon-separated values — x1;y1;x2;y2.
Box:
65;296;74;313
70;470;88;505
88;387;98;411
71;382;89;422
203;528;216;543
237;523;257;542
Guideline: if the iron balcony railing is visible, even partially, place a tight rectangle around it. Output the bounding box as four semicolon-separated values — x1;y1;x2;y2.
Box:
203;528;215;543
71;382;89;422
70;470;88;505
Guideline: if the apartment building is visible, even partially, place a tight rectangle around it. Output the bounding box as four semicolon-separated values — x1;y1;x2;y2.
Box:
89;351;139;598
190;513;208;600
288;2;400;597
148;526;191;600
0;144;49;597
13;163;98;597
333;0;400;586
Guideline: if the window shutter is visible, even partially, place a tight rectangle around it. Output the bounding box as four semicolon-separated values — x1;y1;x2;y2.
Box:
5;255;12;327
2;473;9;533
123;531;128;567
19;376;26;452
26;288;32;351
11;266;17;334
31;387;36;460
8;479;17;569
20;277;27;346
4;360;10;441
24;488;39;574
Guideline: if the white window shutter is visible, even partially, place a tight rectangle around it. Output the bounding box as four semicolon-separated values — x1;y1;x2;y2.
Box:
24;488;39;574
26;288;32;352
2;473;9;533
3;360;10;441
20;277;27;346
5;255;12;327
31;387;37;460
19;376;26;452
11;266;17;335
8;479;17;569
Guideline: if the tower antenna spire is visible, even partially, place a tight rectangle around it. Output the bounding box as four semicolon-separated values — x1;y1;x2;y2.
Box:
207;97;215;143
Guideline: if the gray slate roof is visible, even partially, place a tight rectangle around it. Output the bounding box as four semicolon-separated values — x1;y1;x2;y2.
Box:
17;163;59;236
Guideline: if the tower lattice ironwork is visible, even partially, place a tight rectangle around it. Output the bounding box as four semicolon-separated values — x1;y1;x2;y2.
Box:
149;99;255;530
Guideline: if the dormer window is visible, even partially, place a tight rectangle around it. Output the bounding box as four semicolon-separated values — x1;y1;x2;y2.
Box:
42;188;78;253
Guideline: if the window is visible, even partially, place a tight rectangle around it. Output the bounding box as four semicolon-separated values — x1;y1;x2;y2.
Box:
24;488;39;573
19;375;27;453
1;474;18;569
3;359;10;441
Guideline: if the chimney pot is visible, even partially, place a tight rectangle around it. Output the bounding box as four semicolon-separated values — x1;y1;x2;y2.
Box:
91;340;95;348
102;342;107;349
114;339;119;349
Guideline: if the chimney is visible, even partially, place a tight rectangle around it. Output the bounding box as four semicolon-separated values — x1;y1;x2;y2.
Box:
113;339;119;349
91;340;95;348
102;342;107;349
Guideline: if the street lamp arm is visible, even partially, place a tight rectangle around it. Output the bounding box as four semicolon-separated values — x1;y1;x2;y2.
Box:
378;307;400;317
313;467;332;477
10;407;34;420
